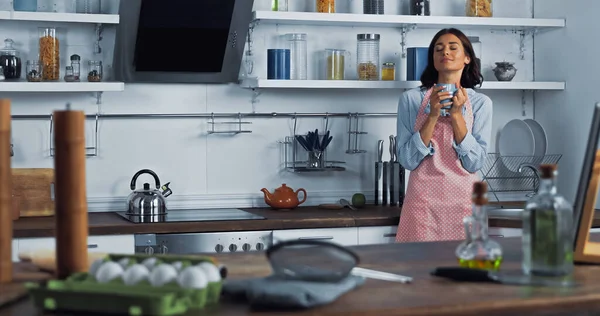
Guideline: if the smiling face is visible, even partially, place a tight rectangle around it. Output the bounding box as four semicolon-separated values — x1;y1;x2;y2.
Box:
433;34;471;74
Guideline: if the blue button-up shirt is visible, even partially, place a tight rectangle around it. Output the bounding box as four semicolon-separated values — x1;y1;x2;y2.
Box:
396;87;493;173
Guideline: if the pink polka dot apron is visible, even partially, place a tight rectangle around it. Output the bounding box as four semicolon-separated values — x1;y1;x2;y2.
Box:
395;87;478;243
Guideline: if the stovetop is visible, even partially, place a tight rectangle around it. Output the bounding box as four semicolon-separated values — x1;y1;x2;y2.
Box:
116;208;266;224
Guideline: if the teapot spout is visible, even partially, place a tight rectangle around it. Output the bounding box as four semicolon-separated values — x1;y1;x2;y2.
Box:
260;188;272;203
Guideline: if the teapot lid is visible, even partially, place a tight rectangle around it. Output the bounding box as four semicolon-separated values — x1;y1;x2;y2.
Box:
277;183;293;191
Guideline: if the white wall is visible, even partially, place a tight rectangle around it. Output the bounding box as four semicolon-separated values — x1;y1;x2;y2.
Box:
5;0;536;210
533;0;599;205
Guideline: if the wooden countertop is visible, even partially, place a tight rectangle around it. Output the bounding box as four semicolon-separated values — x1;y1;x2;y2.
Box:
6;236;600;315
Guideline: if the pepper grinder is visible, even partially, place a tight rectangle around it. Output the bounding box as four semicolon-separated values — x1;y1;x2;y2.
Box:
54;103;89;279
0;99;12;284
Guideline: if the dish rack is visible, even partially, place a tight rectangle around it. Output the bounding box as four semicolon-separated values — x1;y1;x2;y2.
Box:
480;153;562;201
282;135;346;172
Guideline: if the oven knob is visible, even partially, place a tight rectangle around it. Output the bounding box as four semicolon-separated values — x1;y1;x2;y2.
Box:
215;244;224;253
229;244;238;252
256;242;265;251
144;246;154;254
242;243;252;252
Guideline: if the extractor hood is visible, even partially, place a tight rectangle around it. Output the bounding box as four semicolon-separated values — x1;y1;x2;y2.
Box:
113;0;254;84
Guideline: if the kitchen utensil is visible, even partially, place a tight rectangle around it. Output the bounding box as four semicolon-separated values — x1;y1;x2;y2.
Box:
498;119;535;172
12;168;55;217
395;135;406;207
318;203;344;210
523;118;548;163
126;169;171;216
296;129;333;152
267;239;413;283
382;139;388;206
261;184;307;209
375;140;383;205
431;267;576;287
339;199;357;211
389;135;396;206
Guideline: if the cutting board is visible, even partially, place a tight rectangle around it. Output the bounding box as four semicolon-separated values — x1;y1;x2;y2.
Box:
12;168;55;217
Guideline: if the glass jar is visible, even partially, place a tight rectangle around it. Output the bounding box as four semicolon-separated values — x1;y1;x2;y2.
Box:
271;0;288;11
466;0;492;17
38;27;60;81
285;33;307;80
26;60;42;82
87;60;102;82
363;0;384;14
316;0;334;13
410;0;430;16
324;49;349;80
0;39;22;80
75;0;101;13
357;34;380;81
381;62;395;81
70;54;81;81
13;0;37;12
64;66;75;82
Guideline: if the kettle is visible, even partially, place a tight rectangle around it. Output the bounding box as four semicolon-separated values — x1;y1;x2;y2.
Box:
126;169;172;216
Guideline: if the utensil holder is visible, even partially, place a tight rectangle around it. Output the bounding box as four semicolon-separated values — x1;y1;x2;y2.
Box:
307;150;325;168
281;135;345;172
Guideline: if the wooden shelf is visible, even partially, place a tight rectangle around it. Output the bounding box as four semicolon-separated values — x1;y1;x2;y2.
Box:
252;11;565;31
0;11;119;24
240;79;565;90
0;81;124;92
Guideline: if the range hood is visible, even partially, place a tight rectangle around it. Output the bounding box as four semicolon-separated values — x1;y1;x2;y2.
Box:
113;0;254;84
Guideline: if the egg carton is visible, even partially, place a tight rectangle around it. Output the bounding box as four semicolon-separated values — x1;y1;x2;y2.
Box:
26;253;225;316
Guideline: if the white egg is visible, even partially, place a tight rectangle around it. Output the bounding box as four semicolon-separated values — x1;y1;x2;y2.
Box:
171;261;183;271
196;262;221;282
177;266;208;289
141;257;158;270
88;258;104;276
117;257;131;269
148;264;178;287
95;261;124;283
122;264;150;286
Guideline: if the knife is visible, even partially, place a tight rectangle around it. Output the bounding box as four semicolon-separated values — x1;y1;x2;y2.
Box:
375;140;383;205
389;135;395;207
395;135;405;207
382;143;388;206
430;267;577;287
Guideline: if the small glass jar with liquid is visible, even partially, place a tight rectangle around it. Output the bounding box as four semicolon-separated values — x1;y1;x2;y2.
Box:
381;62;395;81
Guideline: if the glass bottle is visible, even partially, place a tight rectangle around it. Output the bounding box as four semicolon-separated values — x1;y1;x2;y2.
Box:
271;0;288;11
455;182;503;270
87;60;102;82
316;0;335;13
357;34;380;81
26;60;42;82
38;27;60;81
70;54;81;81
522;164;574;276
0;39;22;80
285;33;307;80
466;0;493;17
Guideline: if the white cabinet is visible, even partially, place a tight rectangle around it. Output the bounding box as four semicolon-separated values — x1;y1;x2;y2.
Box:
358;226;398;245
488;227;522;238
12;240;18;262
273;227;358;246
17;235;135;256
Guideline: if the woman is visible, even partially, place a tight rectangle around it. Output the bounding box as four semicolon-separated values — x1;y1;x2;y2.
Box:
395;28;492;243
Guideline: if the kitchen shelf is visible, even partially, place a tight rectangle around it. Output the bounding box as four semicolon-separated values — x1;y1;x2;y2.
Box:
0;81;125;92
0;11;119;24
240;79;566;90
252;11;565;31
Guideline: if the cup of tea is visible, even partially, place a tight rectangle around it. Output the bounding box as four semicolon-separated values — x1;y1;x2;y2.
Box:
436;83;457;106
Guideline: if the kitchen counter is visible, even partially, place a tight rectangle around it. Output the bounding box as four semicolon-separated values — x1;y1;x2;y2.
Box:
5;236;600;315
11;202;536;238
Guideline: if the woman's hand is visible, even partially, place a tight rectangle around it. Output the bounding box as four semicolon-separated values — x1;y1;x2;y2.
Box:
429;85;453;118
449;82;468;116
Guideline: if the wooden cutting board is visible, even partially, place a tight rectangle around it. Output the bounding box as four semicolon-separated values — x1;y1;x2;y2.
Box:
12;168;55;217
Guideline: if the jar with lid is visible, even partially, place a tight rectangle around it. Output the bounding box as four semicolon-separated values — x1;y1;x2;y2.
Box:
38;27;60;81
285;33;307;80
381;62;395;81
316;0;334;13
0;39;22;80
26;60;42;82
323;49;350;80
64;66;76;82
410;0;430;15
271;0;288;11
75;0;101;14
87;60;102;82
356;34;380;81
466;0;492;17
70;54;81;81
363;0;384;14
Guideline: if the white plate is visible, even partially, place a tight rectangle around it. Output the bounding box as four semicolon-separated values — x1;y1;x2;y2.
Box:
523;119;547;157
498;119;535;172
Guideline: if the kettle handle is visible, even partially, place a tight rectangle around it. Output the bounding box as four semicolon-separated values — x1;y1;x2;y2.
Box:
130;169;161;190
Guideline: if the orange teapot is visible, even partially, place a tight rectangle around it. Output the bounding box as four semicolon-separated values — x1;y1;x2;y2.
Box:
260;184;307;209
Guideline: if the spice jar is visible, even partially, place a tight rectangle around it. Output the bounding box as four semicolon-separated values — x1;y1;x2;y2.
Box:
64;66;75;82
466;0;492;17
381;62;395;81
316;0;334;13
87;60;102;82
271;0;288;11
410;0;430;15
38;27;59;81
0;39;22;80
70;54;81;81
357;34;380;81
26;60;42;82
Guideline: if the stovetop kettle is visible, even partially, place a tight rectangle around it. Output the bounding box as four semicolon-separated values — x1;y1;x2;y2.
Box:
126;169;172;216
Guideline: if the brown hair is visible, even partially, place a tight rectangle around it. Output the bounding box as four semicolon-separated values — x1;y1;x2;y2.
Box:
419;28;483;89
